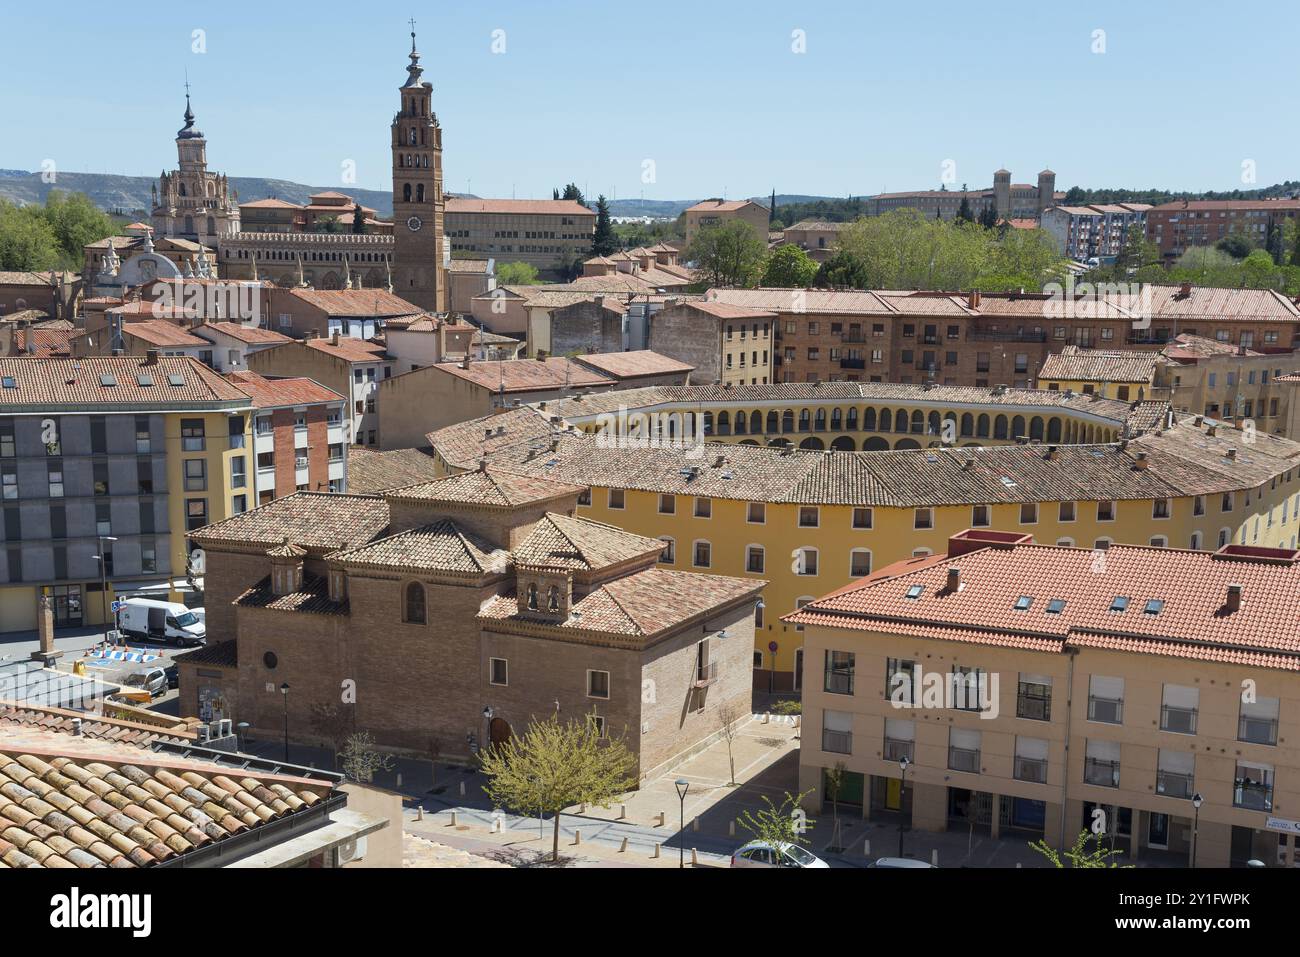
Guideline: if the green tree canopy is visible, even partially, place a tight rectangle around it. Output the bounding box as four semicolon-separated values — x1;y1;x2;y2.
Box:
592;195;618;257
688;219;768;288
0;200;62;272
496;261;542;285
762;243;819;288
478;712;636;863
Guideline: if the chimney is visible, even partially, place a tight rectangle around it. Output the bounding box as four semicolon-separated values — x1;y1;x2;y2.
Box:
1133;451;1149;470
331;330;341;346
484;429;493;440
1044;445;1059;461
1227;447;1238;461
478;458;488;472
1225;583;1243;613
968;290;981;309
945;567;962;592
145;349;159;365
1179;281;1192;298
1207;425;1217;437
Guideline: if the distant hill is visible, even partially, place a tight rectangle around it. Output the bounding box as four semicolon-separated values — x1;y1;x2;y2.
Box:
0;170;397;219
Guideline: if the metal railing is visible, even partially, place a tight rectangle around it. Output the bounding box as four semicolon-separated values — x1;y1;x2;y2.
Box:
883;738;913;762
1233;780;1273;811
822;729;852;755
948;747;981;773
1161;706;1198;735
1017;694;1052;721
824;669;854;695
694;661;719;688
1238;716;1278;746
1084;758;1120;788
1156;770;1194;799
1088;697;1124;724
1014;757;1048;784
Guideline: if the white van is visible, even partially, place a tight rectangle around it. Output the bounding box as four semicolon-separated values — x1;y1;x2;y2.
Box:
117;599;206;646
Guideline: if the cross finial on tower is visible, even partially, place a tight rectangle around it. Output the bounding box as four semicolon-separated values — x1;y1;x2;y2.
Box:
409;18;417;51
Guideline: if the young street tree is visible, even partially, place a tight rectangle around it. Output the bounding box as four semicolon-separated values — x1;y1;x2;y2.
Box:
339;731;395;784
478;712;636;863
1030;830;1133;868
737;790;816;851
762;243;819;288
716;699;746;786
592;195;618;256
688;219;768;288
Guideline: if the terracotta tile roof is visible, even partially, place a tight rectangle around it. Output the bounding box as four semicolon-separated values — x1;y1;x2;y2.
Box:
172;641;238;669
189;492;390;552
0;733;336;867
479;567;763;638
686;199;765;213
1037;346;1160;384
425;407;557;466
436;410;1300;507
1161;333;1263;361
197;322;292;345
387;467;586;508
572;350;694;379
513;514;664;572
564;270;695;293
1148;199;1300;213
0;703;195;747
786;539;1300;671
446;198;594;217
708;288;897;315
240;197;304;209
681;300;779;321
120;320;210;348
0;356;251;409
301;336;391;363
284;288;424;318
447;258;491;274
786;220;850;232
224;371;344;408
347;446;444;493
430;357;613;393
9;328;72;357
335;520;510;575
236;573;348;615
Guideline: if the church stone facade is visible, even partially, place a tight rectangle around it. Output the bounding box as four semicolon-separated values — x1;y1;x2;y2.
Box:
151;93;241;248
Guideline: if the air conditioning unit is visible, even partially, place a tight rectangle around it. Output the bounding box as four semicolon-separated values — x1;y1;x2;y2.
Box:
336;836;367;866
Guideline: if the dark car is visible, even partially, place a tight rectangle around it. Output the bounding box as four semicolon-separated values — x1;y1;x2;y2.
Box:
164;664;179;689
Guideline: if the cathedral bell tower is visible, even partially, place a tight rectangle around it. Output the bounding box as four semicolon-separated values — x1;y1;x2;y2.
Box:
391;26;447;313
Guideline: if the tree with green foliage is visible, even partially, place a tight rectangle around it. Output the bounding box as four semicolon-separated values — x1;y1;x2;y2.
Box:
0;200;62;271
313;216;343;234
762;243;819;288
42;191;116;265
736;790;816;852
814;249;871;289
478;712;636;863
1215;233;1254;260
339;731;396;784
495;261;542;285
977;204;1000;230
591;195;617;256
769;189;777;224
955;185;974;224
687;219;768;288
351;203;366;234
1030;829;1133;868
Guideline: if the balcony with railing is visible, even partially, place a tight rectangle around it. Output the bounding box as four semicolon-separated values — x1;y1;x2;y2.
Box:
694;661;719;688
948;747;981;773
1014;756;1048;784
883;737;913;763
1239;715;1279;746
822;728;852;755
1084;758;1120;788
824;668;854;696
1088;696;1124;724
1156;770;1195;800
969;330;1047;343
1160;705;1198;735
839;358;866;370
1016;693;1052;722
1233;779;1273;811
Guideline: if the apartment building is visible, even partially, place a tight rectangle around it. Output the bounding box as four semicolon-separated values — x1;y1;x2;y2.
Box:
428;398;1300;688
684;199;770;249
648;300;776;386
0;355;254;632
225;371;348;502
262;287;424;340
789;531;1300;868
779;221;848;262
1146;199;1300;262
245;334;394;448
445;198;595;277
707;285;1300;388
1040;203;1152;262
187;467;762;778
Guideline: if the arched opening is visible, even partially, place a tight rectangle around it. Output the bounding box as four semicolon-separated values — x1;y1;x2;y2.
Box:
798;409;811;432
830;408;842;431
1030;416;1045;441
977;414;990;438
830;436;856;452
846;407;859;431
717;411;731;435
814;409;827;432
403;183;412;203
766;411;779;434
799;437;825;451
489;717;512;748
1011;416;1026;440
994;415;1009;440
1047;417;1063;443
911;410;924;434
404;582;427;624
781;410;795;433
863;436;890;451
961;413;974;438
862;407;876;431
895;438;922;450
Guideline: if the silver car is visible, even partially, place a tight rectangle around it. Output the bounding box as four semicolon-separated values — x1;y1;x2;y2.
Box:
123;668;168;699
731;840;829;869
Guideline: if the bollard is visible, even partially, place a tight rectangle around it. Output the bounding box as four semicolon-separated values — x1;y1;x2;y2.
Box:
449;810;458;826
931;849;939;867
657;811;666;827
729;820;736;838
692;817;700;832
459;781;466;797
573;829;582;846
619;837;628;853
492;817;501;834
652;843;661;859
415;806;424;821
1016;862;1022;869
396;772;402;789
762;712;771;724
691;848;698;866
618;804;627;821
864;839;870;857
579;803;587;814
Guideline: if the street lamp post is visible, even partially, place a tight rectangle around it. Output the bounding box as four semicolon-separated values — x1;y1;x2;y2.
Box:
280;683;290;761
898;755;911;858
94;535;118;642
1191;792;1203;868
675;778;690;869
482;705;494;759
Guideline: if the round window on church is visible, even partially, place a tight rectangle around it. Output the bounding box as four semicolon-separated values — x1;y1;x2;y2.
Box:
263;651;278;670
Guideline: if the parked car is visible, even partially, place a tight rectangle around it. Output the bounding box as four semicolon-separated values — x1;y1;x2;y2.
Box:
122;668;169;699
730;840;828;869
164;663;179;689
868;857;937;868
117;599;206;646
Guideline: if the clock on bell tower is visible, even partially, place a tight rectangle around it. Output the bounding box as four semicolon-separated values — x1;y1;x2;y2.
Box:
391;24;446;313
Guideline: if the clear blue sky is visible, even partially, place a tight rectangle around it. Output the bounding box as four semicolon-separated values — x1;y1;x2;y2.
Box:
3;0;1296;201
